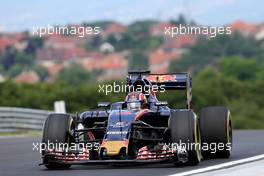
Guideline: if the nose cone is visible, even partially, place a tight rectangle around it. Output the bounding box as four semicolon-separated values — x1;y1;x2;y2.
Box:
101;141;127;156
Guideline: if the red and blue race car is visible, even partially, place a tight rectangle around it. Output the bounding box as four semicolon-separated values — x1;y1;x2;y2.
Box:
40;71;232;169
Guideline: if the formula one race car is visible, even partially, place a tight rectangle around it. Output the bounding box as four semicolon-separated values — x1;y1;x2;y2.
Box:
40;71;232;169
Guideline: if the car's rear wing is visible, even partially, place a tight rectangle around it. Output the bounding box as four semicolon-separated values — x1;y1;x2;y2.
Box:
127;71;192;109
142;73;191;90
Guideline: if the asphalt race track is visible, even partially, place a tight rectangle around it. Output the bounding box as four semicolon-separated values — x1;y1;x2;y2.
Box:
0;130;263;176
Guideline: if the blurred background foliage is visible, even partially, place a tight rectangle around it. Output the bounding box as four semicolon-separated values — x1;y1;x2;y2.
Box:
1;17;264;129
1;55;264;129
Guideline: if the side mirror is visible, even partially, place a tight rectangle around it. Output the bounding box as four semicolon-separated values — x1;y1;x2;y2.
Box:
98;102;110;108
155;101;168;106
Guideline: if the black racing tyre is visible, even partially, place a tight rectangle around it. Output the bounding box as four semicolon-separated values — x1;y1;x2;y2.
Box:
169;110;202;166
42;113;74;169
199;106;232;159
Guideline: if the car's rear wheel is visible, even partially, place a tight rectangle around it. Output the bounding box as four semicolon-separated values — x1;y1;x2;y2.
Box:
199;106;232;159
42;113;74;169
169;110;202;166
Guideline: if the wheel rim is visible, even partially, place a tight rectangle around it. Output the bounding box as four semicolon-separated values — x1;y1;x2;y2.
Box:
227;118;232;149
193;119;202;162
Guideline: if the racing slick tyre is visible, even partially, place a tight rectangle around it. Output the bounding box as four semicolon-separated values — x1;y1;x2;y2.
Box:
42;113;74;169
199;106;232;159
169;110;202;166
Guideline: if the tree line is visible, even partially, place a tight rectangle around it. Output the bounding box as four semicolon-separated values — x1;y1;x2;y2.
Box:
0;56;264;129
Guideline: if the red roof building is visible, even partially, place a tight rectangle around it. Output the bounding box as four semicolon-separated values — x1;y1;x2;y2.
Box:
46;63;64;76
149;23;177;36
0;33;27;54
15;70;40;84
44;35;87;49
81;53;128;80
149;48;181;73
162;35;197;51
231;20;258;37
37;46;89;61
0;37;12;54
104;23;126;36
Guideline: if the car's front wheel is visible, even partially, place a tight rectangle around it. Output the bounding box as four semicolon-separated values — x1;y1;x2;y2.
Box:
169;110;202;166
42;113;74;169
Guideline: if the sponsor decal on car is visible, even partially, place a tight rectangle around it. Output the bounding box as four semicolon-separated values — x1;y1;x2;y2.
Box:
106;131;129;135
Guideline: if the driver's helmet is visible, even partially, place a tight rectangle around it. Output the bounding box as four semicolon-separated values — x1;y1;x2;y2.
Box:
125;92;147;110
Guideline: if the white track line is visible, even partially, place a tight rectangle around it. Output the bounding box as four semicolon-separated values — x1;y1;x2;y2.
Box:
168;154;264;176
